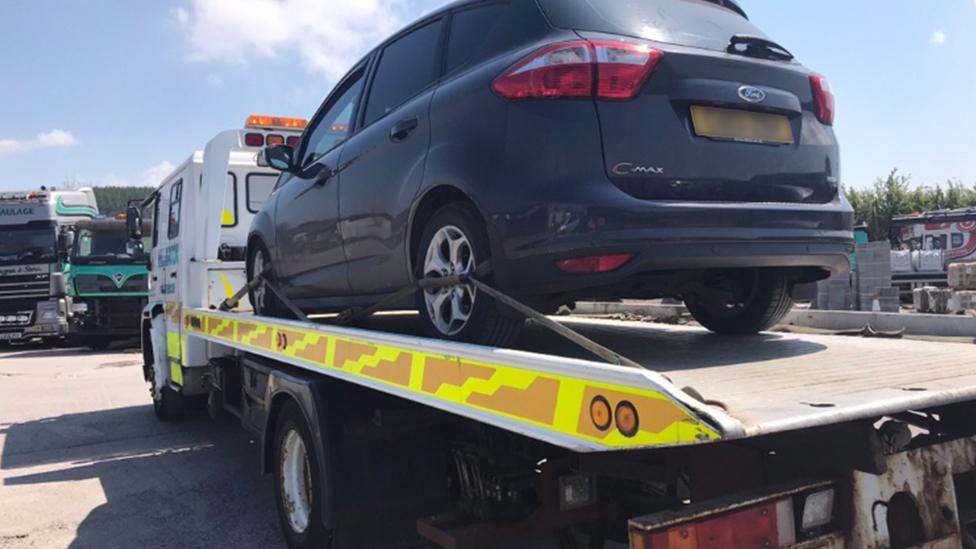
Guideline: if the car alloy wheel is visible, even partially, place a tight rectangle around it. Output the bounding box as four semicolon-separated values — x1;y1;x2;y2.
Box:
251;248;269;314
422;225;477;336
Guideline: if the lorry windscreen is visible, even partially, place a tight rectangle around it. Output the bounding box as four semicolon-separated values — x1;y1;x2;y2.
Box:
0;225;57;265
71;229;149;264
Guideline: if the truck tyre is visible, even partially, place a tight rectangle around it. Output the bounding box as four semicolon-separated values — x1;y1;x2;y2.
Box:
152;378;184;421
273;401;332;549
685;269;793;335
248;240;282;317
415;204;522;347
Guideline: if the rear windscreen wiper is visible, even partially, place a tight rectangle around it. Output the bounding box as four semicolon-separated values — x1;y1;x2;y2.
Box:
727;35;794;61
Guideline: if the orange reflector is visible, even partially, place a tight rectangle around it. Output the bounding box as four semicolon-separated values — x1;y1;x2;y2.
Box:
115;212;127;220
615;401;639;437
246;114;308;130
589;396;612;431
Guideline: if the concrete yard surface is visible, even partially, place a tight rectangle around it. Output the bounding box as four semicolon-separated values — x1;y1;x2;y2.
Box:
0;346;284;549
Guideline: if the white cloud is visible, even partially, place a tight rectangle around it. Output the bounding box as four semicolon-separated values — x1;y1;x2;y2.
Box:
172;0;414;81
0;129;78;156
140;161;176;188
930;30;947;45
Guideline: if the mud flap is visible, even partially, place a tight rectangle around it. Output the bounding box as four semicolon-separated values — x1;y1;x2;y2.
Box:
149;318;169;398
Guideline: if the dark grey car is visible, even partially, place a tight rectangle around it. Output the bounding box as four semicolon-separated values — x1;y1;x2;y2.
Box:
249;0;854;350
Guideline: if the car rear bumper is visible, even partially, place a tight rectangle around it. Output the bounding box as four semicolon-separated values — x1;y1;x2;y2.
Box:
486;192;855;297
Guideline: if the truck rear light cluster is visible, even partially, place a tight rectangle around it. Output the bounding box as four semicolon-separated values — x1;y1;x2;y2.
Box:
245;133;302;149
810;74;835;126
493;40;663;101
556;253;634;274
630;487;837;549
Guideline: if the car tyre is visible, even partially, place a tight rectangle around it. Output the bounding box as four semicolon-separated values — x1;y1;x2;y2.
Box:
273;401;332;549
685;269;793;335
248;240;282;317
415;204;522;347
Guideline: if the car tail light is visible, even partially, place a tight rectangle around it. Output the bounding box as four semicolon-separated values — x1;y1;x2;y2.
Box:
493;41;662;101
556;254;634;274
244;133;265;147
810;74;835;126
286;136;301;148
630;499;797;549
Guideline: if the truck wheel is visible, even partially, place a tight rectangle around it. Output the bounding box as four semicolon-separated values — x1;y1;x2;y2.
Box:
685;269;793;335
273;401;332;549
248;241;281;317
152;378;184;421
415;204;523;347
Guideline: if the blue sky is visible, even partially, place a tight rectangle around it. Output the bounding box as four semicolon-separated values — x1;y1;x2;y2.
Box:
1;0;974;192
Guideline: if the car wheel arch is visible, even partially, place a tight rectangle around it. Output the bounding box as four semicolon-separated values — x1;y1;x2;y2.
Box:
406;185;487;276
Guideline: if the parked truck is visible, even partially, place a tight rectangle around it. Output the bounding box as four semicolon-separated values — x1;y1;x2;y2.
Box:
0;188;97;345
133;121;976;549
62;216;150;350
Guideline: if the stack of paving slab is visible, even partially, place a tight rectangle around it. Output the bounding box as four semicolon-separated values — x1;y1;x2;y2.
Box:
815;276;853;311
948;262;976;312
854;242;899;312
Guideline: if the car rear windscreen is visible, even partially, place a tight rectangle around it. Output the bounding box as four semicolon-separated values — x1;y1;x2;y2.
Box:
537;0;770;53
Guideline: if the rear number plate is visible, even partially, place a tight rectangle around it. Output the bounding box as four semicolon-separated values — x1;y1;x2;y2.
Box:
690;105;794;145
0;332;23;341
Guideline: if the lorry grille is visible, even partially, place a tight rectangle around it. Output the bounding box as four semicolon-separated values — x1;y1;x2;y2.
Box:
0;272;50;301
75;274;148;294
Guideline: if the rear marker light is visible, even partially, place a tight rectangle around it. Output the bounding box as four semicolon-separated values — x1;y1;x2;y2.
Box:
556;253;634;274
590;396;613;431
493;41;663;101
615;401;639;437
810;74;835;126
266;134;285;146
244;133;265;147
286;136;301;148
631;499;797;549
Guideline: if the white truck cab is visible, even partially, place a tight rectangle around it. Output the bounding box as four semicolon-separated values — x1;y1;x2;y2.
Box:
138;115;305;399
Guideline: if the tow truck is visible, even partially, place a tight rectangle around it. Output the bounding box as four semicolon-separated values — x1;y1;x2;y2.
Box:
131;117;976;549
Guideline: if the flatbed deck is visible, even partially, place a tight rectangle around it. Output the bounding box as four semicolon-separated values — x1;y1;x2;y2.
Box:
185;308;976;452
525;317;976;438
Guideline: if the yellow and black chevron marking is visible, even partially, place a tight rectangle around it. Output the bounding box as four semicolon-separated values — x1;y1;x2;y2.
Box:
183;310;721;450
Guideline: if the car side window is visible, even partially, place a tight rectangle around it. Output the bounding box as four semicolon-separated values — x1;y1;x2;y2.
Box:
446;4;507;74
363;19;444;127
168;180;182;240
302;69;366;167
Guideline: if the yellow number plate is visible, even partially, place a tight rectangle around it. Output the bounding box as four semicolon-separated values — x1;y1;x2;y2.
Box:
690;105;794;145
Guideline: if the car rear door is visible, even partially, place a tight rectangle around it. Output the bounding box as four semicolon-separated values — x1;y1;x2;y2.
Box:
337;17;445;296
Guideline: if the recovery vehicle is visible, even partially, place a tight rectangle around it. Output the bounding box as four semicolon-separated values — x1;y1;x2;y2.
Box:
133;119;976;549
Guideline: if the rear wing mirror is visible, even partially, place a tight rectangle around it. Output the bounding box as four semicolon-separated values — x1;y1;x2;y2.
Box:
265;145;296;173
126;206;143;240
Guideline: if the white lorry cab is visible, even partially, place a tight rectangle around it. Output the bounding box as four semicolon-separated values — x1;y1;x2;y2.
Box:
134;116;976;549
0;188;98;344
134;115;305;400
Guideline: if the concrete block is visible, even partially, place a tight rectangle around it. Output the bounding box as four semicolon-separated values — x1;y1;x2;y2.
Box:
948;262;976;290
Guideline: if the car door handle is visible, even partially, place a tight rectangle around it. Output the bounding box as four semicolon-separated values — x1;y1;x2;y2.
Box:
390;117;419;142
313;165;336;186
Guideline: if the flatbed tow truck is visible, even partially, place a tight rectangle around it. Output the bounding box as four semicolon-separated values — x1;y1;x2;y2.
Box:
133;120;976;549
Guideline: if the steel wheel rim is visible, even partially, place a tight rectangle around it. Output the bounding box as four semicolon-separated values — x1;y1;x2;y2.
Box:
252;249;267;313
423;225;476;336
279;429;312;534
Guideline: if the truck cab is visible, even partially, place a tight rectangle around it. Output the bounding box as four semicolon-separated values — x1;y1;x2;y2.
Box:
0;188;97;345
63;216;151;350
136;116;304;398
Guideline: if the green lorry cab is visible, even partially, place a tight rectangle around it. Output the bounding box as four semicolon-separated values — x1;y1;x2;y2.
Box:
63;217;150;350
